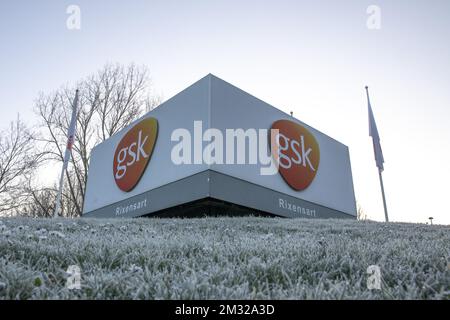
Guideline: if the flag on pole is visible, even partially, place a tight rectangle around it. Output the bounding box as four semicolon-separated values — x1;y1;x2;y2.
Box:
66;92;78;152
366;86;384;171
54;89;79;218
365;86;389;222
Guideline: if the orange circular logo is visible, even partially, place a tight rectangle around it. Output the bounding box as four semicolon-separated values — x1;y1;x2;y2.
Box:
270;119;320;191
113;118;158;192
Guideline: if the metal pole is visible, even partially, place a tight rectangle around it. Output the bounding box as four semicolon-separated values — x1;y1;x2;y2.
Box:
54;89;79;218
378;168;389;222
54;170;64;217
54;149;70;218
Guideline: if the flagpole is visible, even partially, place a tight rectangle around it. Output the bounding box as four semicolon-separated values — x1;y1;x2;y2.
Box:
377;167;389;222
365;86;389;223
54;157;67;218
54;89;79;218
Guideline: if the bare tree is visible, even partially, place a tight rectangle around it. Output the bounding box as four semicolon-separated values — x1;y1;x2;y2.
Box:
19;185;56;218
18;177;81;218
357;202;367;221
0;116;41;215
33;63;158;217
146;95;163;113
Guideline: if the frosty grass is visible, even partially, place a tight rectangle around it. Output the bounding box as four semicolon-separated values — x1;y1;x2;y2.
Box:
0;217;449;299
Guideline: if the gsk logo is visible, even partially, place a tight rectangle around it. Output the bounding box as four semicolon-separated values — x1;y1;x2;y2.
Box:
113;118;158;192
271;119;320;191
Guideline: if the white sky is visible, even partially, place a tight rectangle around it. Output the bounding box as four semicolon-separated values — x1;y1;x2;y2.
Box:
1;0;449;224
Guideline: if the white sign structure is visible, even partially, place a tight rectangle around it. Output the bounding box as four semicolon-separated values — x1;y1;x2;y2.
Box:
83;74;357;219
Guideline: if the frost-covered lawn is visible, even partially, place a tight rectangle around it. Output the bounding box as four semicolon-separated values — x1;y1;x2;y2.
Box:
0;217;449;299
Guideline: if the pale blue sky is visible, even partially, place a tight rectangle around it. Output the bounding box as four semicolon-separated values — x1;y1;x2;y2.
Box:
1;0;450;223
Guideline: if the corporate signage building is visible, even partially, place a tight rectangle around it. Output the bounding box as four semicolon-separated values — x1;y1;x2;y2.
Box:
83;74;357;219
